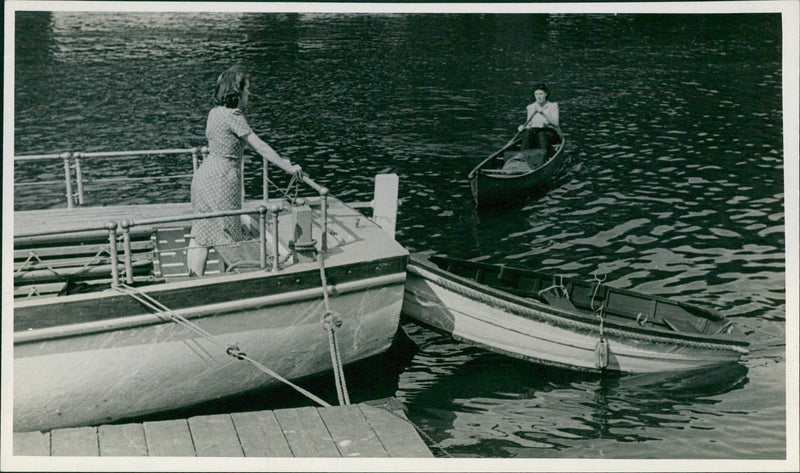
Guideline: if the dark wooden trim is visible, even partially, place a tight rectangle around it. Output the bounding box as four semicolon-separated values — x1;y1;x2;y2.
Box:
14;255;407;332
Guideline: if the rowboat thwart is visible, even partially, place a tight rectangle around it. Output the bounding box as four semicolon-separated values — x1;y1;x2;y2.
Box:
12;147;406;432
468;126;566;209
402;255;748;374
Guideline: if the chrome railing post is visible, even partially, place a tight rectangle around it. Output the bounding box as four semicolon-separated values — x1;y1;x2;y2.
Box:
106;222;120;287
73;152;85;205
191;147;199;173
270;203;280;272
258;206;267;270
320;187;329;253
62;152;74;209
240;152;246;207
268;156;269;202
121;220;134;284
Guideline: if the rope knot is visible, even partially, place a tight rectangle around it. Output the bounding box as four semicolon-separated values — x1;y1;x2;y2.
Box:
321;311;343;331
226;344;247;360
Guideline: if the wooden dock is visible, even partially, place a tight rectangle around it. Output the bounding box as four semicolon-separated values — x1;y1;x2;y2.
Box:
12;399;433;458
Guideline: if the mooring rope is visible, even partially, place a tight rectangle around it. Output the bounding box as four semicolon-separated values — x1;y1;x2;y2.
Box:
265;169;303;204
317;249;351;406
591;272;609;369
113;283;333;408
14;247;111;279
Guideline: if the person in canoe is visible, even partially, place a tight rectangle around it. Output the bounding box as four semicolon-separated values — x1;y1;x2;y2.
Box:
187;65;301;276
518;83;560;151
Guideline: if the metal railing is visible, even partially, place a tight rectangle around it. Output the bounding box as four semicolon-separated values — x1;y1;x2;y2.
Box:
14;146;333;286
14;146;297;208
113;205;283;285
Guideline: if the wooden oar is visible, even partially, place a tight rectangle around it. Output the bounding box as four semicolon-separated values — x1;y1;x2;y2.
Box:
506;112;537;147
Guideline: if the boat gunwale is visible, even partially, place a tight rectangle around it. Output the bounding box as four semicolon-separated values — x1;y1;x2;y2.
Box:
467;126;566;181
15;270;406;345
409;255;749;349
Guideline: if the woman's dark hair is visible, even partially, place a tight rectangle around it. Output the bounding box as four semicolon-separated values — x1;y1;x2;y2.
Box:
533;83;550;98
215;66;248;109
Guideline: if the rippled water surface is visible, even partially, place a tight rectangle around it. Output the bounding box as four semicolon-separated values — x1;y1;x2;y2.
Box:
13;11;786;459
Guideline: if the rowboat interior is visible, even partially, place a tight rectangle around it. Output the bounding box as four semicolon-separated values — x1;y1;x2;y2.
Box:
483;129;564;176
425;255;742;339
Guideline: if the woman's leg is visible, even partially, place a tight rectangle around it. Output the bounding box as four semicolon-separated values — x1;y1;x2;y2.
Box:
534;129;550;150
521;128;535;150
186;238;208;276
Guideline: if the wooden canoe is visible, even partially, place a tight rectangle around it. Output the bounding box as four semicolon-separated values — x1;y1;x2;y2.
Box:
468;126;566;209
402;255;749;374
13;164;407;432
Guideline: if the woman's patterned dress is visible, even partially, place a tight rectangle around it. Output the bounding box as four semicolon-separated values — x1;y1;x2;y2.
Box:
190;106;253;246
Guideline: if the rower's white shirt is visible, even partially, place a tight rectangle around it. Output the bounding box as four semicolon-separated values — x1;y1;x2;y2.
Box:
525;101;559;128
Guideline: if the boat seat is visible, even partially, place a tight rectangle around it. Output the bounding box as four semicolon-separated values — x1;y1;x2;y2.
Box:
152;226;223;280
661;315;701;334
14;234;155;297
501;149;547;172
213;240;263;273
541;290;580;313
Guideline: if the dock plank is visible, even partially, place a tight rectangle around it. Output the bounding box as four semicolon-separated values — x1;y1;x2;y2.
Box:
359;404;434;457
13;431;50;456
274;406;340;457
231;410;293;457
317;405;387;457
51;427;98;456
142;419;195;457
188;414;244;457
98;423;148;456
11;399;433;458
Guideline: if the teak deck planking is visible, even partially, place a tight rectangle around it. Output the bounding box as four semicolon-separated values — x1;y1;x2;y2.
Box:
12;399;433;458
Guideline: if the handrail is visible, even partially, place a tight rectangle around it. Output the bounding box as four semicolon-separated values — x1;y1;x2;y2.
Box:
15;147;200;161
75;148;202;159
14;206;279;240
13;145;320;209
13;153;66;162
15;204;286;288
124;206;278;228
14;145;334;281
14;148;203;208
15;223;112;240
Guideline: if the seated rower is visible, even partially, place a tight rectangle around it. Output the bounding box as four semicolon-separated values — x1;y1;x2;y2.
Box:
518;83;560;151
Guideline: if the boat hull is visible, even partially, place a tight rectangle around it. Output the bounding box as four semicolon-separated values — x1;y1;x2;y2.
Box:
15;276;404;432
468;128;566;209
13;194;408;433
470;148;565;208
402;258;746;374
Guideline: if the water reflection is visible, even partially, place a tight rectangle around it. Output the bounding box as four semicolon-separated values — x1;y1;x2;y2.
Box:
399;334;749;457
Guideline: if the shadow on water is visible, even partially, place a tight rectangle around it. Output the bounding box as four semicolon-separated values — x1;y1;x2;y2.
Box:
118;328;419;426
398;345;749;457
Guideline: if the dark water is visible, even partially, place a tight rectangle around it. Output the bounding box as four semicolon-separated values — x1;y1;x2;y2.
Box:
13;11;786;459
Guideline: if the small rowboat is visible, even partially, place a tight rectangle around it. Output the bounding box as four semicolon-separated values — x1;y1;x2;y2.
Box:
402;255;749;374
468;126;566;209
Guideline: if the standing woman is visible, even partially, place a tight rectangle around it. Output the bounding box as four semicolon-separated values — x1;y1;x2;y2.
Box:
187;66;300;276
518;84;560;150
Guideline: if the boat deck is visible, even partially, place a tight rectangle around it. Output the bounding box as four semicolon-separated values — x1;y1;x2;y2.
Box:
12;398;433;458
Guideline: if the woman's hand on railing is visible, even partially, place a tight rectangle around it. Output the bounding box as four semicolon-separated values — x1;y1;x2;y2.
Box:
290;164;302;175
